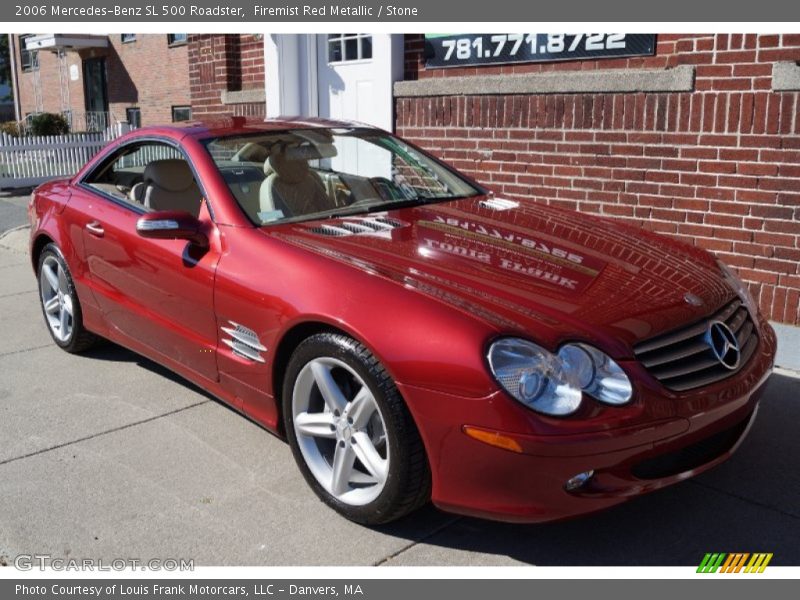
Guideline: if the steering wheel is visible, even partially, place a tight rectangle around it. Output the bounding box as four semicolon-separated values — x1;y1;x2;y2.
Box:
368;177;407;201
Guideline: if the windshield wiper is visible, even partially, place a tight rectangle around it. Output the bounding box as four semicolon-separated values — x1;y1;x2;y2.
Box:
365;197;433;212
315;197;431;219
363;193;480;212
261;194;477;226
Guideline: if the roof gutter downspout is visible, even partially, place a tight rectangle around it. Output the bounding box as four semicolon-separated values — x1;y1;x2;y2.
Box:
7;34;23;122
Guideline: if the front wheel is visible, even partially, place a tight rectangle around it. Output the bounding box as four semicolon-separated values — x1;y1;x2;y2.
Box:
283;333;431;525
37;244;99;353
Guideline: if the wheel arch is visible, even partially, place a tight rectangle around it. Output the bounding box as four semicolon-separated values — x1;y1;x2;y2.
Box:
269;316;418;436
30;232;55;272
274;318;433;523
271;320;357;432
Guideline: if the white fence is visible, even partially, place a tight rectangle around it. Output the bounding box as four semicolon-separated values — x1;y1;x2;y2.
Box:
17;111;116;136
0;123;131;189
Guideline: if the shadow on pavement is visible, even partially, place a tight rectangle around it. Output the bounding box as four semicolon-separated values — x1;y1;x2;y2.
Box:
82;342;219;403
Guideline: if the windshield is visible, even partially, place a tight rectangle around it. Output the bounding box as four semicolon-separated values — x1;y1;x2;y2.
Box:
202;127;482;225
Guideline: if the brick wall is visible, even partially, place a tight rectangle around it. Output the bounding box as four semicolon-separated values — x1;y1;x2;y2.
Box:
188;34;234;119
13;41;85;120
397;34;800;326
13;34;190;128
239;34;267;91
106;35;190;126
188;34;266;120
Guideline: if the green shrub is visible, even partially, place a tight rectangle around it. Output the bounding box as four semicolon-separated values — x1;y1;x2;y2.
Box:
0;121;19;137
29;113;69;136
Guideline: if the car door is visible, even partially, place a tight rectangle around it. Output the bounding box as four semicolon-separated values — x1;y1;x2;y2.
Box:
70;139;220;381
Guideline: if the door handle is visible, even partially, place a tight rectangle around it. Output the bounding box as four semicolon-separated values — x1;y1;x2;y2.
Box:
85;221;105;237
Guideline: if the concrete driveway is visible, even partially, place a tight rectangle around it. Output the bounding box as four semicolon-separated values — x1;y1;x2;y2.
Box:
0;232;799;566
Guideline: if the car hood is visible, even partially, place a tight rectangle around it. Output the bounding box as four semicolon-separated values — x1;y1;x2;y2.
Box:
262;196;736;357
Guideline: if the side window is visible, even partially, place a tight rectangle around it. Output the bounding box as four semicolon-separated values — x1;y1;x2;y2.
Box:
125;107;141;128
19;34;39;72
82;142;204;217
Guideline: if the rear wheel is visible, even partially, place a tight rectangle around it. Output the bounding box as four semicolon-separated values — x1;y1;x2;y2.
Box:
283;333;431;525
37;244;99;353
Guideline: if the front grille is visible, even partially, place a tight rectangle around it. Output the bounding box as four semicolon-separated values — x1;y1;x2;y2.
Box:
633;298;758;392
631;413;750;479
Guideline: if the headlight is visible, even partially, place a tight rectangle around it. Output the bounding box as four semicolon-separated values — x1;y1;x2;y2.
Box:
717;259;759;316
487;338;632;416
557;343;633;406
487;338;582;416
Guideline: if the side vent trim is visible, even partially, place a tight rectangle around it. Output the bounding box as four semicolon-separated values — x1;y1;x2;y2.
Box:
479;197;519;211
308;216;406;237
221;321;267;363
309;224;351;237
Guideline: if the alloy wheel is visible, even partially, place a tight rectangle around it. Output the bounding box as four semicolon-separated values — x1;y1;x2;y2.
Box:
291;357;390;506
39;255;74;343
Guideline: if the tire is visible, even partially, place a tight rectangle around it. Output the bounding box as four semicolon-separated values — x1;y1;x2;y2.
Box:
37;243;99;353
283;332;431;525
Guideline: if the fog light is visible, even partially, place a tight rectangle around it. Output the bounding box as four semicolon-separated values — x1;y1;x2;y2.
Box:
565;470;594;491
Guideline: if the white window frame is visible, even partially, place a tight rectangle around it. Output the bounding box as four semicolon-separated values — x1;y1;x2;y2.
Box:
326;34;373;64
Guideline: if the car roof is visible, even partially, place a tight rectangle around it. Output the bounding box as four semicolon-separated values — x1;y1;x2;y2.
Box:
128;116;380;140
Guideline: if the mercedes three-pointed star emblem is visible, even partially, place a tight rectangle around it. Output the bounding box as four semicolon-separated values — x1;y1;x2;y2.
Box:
704;321;741;370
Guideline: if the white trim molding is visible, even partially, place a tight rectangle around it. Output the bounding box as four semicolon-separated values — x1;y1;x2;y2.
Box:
394;65;696;97
772;62;800;91
772;321;800;373
264;34;302;117
221;88;266;105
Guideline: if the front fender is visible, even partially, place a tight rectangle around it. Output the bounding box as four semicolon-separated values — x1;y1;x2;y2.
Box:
214;227;501;400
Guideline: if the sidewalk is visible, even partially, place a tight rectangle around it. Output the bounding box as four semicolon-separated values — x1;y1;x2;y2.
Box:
0;224;29;256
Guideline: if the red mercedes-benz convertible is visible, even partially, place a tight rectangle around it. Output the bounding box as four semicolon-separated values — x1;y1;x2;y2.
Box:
28;117;776;524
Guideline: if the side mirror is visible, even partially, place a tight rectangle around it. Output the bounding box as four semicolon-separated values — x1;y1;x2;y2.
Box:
136;211;208;248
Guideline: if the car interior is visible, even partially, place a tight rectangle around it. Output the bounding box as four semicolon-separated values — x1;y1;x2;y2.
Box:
83;138;364;223
84;143;205;218
83;130;468;226
129;159;203;216
212;136;350;223
210;130;418;224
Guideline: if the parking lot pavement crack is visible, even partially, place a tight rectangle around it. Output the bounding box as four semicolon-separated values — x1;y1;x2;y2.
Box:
0;399;211;468
0;344;54;358
373;515;463;566
0;290;36;298
689;479;800;520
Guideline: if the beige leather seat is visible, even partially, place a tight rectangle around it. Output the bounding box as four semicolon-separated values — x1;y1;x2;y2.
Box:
259;149;331;218
129;182;145;204
141;159;202;217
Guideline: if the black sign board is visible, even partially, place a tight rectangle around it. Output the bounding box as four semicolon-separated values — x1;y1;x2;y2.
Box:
424;34;657;68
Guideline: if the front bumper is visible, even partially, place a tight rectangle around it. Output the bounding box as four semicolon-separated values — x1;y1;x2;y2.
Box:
398;319;776;523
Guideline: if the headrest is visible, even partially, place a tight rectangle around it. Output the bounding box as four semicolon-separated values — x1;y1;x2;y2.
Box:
144;159;195;192
266;152;311;185
265;142;336;183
